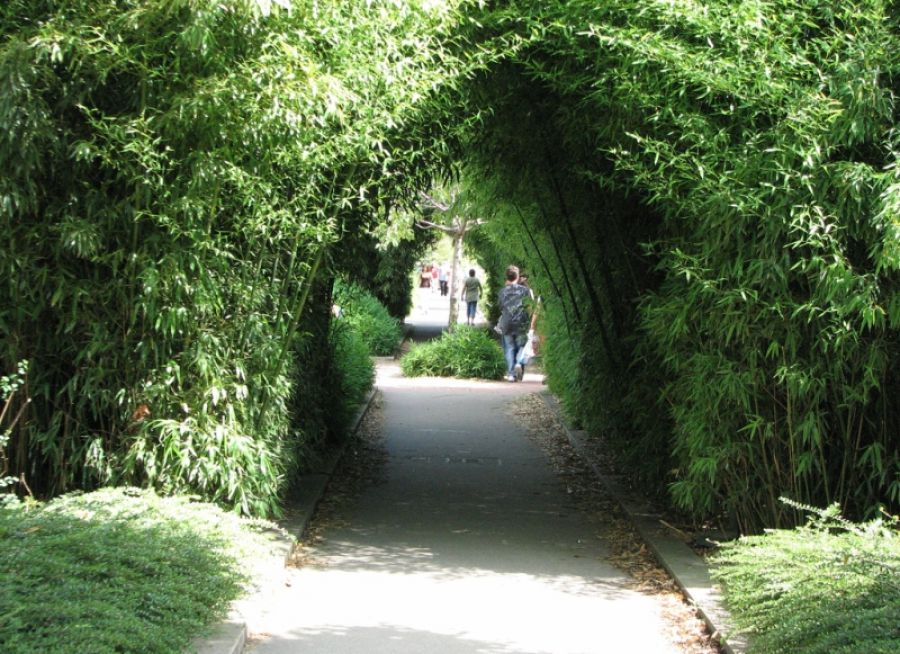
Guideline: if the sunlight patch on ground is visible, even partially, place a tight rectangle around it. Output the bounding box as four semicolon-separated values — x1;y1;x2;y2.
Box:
249;544;675;654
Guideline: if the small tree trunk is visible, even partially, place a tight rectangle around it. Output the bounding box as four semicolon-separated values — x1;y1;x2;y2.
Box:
448;224;464;330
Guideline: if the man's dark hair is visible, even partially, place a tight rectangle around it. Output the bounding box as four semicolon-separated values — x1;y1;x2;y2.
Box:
469;269;475;277
505;265;519;282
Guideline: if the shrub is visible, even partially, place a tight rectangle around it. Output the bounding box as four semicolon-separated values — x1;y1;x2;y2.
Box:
1;361;28;505
334;279;403;356
401;326;505;379
0;487;280;654
323;321;375;436
332;226;438;320
711;501;900;654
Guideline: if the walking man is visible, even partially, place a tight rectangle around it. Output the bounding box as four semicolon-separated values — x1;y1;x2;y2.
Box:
497;265;531;382
461;268;483;326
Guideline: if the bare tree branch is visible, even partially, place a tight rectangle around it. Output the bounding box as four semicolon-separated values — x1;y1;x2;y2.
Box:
418;191;451;212
415;219;457;233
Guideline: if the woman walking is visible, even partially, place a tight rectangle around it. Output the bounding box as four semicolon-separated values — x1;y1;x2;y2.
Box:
461;269;483;326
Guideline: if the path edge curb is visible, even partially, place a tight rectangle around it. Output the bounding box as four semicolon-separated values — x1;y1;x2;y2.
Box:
192;386;378;654
540;392;749;654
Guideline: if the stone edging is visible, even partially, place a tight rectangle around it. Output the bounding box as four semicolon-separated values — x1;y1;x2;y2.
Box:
539;392;749;654
192;387;378;654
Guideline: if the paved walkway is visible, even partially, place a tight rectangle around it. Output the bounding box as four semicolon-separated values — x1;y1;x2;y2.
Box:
244;296;683;654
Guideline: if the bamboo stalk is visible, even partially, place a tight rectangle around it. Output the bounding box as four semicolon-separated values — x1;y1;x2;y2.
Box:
512;203;572;334
257;245;327;429
543;149;618;367
539;202;583;323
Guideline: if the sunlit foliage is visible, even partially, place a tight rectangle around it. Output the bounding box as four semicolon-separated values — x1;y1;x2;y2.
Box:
3;0;898;530
0;0;474;515
465;0;900;530
712;501;899;652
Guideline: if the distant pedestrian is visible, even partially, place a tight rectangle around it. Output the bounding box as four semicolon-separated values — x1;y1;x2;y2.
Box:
497;265;532;382
461;269;483;326
431;263;439;293
438;264;449;296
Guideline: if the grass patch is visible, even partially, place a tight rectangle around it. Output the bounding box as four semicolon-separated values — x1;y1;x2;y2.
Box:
334;279;402;356
711;502;900;654
401;326;505;379
0;487;282;654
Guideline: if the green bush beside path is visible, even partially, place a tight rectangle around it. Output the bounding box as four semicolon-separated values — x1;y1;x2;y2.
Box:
401;327;506;380
0;488;280;654
334;280;403;357
712;504;900;654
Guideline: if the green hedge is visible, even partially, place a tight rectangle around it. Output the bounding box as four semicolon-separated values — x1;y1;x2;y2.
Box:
401;326;505;379
461;0;900;529
325;321;375;434
711;503;900;653
334;280;403;356
5;0;900;530
0;0;472;515
0;488;279;654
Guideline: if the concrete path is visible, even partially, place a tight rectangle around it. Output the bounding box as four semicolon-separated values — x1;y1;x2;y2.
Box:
244;298;682;654
405;284;482;336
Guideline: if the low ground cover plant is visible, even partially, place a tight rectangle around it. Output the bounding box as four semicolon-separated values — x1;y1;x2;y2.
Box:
711;502;900;654
401;326;505;379
334;280;403;356
0;488;281;654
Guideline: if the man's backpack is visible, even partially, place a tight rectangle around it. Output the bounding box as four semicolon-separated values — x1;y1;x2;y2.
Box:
499;284;529;335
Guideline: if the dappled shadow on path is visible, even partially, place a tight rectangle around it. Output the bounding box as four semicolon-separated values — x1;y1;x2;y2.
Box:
295;539;640;605
251;623;563;654
242;384;682;654
249;577;661;653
